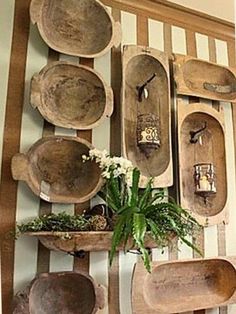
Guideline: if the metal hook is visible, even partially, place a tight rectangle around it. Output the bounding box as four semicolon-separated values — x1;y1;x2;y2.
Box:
190;122;207;144
136;73;157;102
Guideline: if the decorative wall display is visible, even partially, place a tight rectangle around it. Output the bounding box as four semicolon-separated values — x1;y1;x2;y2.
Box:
121;45;172;188
30;0;121;58
178;102;228;226
13;272;105;314
30;61;114;130
24;231;158;253
132;257;236;313
11;136;103;203
174;54;236;102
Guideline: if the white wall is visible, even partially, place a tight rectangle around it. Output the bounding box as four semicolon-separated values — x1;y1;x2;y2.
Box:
168;0;235;23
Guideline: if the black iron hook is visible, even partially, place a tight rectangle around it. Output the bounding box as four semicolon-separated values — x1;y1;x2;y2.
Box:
136;73;157;102
190;122;207;144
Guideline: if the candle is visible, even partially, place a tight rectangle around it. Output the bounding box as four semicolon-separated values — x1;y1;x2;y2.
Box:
197;175;211;191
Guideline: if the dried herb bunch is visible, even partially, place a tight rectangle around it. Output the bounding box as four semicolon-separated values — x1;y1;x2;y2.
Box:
16;212;90;235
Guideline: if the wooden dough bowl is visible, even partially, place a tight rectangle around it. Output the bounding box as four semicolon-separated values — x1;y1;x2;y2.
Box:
174;54;236;102
25;231;162;253
132;257;236;313
31;61;114;130
13;272;105;314
11;136;103;203
30;0;121;58
178;102;228;226
122;45;172;188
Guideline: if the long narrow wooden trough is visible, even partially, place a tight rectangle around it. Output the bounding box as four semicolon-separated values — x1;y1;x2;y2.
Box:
13;272;105;314
132;257;236;313
31;61;113;130
25;231;160;253
178;102;228;226
30;0;121;58
122;45;172;188
11;137;103;203
174;54;236;102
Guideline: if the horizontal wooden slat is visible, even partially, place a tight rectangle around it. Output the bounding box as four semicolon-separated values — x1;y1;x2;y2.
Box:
103;0;234;42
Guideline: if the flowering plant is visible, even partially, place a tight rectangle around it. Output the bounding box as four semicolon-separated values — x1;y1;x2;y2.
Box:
83;149;201;272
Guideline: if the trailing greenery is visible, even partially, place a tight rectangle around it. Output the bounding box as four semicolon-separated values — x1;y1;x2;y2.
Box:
16;212;90;235
84;150;202;273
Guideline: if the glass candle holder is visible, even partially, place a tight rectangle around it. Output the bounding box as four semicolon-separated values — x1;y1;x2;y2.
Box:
194;163;216;201
136;113;161;158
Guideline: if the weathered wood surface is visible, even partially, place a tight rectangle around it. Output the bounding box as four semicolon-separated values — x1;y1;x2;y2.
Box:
122;45;172;188
31;61;113;130
132;257;236;313
26;231;166;252
30;0;121;58
11;136;103;203
13;272;105;314
178;102;228;226
174;54;236;102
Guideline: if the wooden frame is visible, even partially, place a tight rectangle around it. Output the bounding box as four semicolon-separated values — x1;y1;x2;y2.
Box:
11;136;103;203
13;272;105;314
174;54;236;102
178;102;228;226
121;45;172;188
132;257;236;313
30;0;121;58
31;61;114;130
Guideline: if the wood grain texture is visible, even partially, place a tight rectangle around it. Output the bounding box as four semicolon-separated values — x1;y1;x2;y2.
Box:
110;8;122;156
37;49;58;275
102;0;234;41
186;33;205;314
73;58;94;274
108;253;120;314
137;15;148;46
0;0;31;312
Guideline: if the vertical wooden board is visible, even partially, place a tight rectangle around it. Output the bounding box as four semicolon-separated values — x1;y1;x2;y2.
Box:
215;39;229;314
14;23;49;290
0;0;31;311
0;0;15;175
227;43;236;314
171;25;193;260
148;19;164;51
118;10;138;314
90;26;111;313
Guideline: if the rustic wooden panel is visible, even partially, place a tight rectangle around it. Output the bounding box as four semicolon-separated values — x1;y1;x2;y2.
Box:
0;0;31;312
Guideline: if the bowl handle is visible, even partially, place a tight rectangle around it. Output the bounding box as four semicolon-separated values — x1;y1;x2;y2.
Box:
30;74;41;109
11;153;29;181
30;0;43;24
105;87;114;118
96;284;106;310
113;21;122;48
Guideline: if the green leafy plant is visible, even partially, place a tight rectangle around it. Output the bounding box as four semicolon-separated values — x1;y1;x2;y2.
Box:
84;149;202;272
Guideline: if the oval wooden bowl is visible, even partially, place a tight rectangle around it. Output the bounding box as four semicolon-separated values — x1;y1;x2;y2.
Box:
11;136;103;203
122;45;172;188
13;272;105;314
132;257;236;313
31;61;113;130
178;102;228;226
25;231;162;252
30;0;121;58
174;54;236;102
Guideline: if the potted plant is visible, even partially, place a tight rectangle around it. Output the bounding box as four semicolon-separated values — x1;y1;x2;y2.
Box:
16;149;201;272
83;149;202;272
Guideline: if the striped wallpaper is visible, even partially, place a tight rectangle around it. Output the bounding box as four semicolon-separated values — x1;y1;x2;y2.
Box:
0;1;235;314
